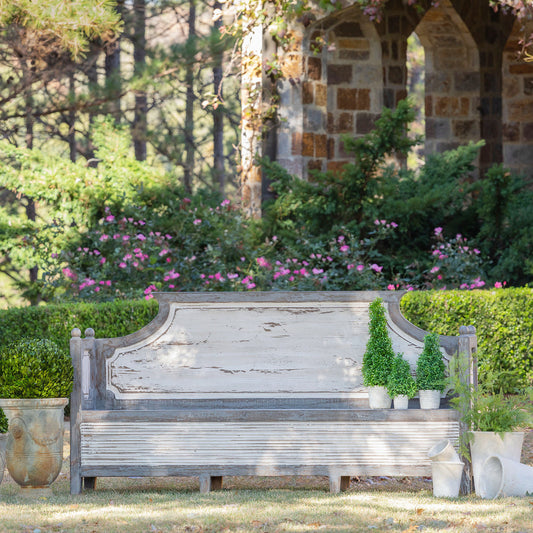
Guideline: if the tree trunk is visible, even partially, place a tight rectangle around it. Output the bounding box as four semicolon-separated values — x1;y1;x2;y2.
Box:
23;62;38;303
133;0;147;161
183;0;196;194
105;0;124;122
213;1;225;195
68;71;77;162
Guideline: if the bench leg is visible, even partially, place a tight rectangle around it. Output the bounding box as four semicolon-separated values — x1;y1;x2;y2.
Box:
199;474;223;493
329;475;350;493
83;477;97;491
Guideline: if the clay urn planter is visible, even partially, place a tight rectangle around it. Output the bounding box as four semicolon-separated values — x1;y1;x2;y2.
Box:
0;338;73;495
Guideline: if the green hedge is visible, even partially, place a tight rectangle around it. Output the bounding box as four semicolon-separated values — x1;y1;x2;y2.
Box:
0;299;159;354
401;288;533;392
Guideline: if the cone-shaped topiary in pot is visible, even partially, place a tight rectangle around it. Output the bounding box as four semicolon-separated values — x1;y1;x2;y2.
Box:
362;298;395;387
416;332;446;392
387;353;417;399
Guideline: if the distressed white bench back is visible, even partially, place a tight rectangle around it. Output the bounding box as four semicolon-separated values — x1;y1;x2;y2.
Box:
91;291;459;406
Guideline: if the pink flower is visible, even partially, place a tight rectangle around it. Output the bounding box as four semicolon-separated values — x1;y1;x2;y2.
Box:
256;257;271;268
387;284;395;290
340;245;349;253
221;199;230;207
347;264;354;270
137;234;146;241
227;273;239;280
100;257;106;265
105;215;115;222
437;274;442;280
390;222;398;228
94;287;100;292
474;249;480;254
357;264;364;271
312;268;323;275
494;282;503;288
430;266;440;274
123;235;130;241
51;252;58;259
374;219;380;225
327;256;333;261
99;234;109;241
338;236;345;242
119;262;127;268
370;264;383;273
106;280;112;286
193;219;202;225
434;227;443;235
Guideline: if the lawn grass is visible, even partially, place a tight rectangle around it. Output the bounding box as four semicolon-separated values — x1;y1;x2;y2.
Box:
1;429;532;533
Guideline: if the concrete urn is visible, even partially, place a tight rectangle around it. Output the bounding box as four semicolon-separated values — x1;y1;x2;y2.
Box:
0;398;68;491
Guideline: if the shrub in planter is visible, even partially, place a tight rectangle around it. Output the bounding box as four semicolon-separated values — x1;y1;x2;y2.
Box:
416;332;446;392
416;332;446;409
363;298;395;408
387;353;417;405
0;338;73;492
447;351;532;497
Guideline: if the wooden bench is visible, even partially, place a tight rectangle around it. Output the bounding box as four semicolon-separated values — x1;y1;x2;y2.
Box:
69;291;477;495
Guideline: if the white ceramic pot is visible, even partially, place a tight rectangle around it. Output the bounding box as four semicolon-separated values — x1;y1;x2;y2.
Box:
367;386;392;409
480;455;533;499
428;439;461;463
470;431;525;498
393;395;409;409
431;461;464;498
419;390;441;409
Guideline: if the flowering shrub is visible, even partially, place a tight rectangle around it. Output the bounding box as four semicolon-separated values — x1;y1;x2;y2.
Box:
425;227;486;290
44;198;495;300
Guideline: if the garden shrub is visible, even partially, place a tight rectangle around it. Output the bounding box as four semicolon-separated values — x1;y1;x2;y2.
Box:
362;298;395;387
401;288;533;392
0;339;73;399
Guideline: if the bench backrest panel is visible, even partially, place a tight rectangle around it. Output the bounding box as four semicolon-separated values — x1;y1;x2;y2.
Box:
97;292;453;401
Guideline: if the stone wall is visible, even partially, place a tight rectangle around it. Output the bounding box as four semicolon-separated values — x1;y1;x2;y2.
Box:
241;0;532;214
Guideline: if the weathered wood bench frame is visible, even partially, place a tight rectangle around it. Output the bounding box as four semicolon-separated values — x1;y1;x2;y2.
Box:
69;291;477;495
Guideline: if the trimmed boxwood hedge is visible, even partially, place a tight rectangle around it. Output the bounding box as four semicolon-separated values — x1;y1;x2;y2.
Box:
0;299;159;354
401;288;533;392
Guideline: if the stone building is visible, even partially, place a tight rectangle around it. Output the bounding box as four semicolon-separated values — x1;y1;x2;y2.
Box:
241;0;533;217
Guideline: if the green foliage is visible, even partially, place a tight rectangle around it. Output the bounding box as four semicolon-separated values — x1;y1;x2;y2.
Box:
476;165;533;286
387;353;417;399
0;409;6;433
0;299;159;354
447;351;531;452
401;289;533;392
362;298;395;387
416;332;446;392
0;338;73;399
263;100;419;241
0;0;122;60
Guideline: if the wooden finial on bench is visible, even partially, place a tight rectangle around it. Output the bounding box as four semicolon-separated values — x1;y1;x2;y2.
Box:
85;328;95;338
71;328;81;338
459;325;476;335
